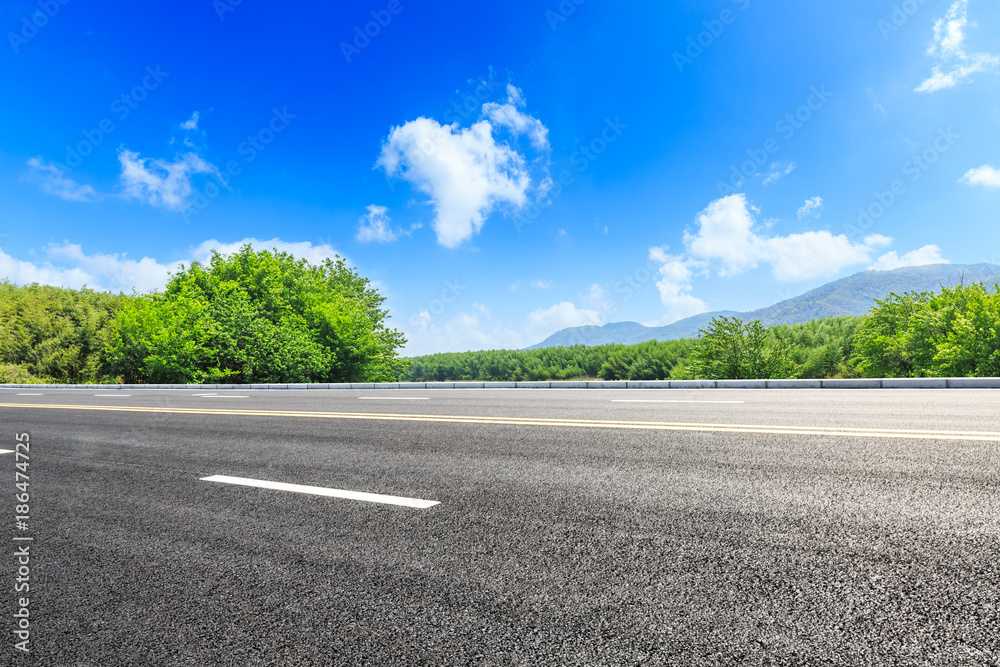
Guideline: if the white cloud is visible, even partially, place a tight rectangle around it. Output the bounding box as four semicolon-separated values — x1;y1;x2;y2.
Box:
868;245;949;271
118;149;223;211
377;87;549;248
531;279;552;290
188;237;346;267
377;118;533;248
118;148;222;211
684;194;892;282
403;293;609;355
402;307;526;356
180;111;200;130
647;247;708;325
43;243;176;292
0;243;178;292
356;205;396;243
960;164;1000;188
481;85;550;150
916;0;999;93
0;237;350;294
25;158;100;202
762;162;795;186
524;302;602;342
355;205;422;243
797;196;823;219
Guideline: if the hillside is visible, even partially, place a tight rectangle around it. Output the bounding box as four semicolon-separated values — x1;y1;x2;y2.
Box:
528;263;1000;349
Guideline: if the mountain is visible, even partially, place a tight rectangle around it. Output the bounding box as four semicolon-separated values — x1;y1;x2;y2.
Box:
528;263;1000;349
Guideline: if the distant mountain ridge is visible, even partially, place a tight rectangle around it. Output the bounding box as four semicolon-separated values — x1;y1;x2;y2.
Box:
528;263;1000;349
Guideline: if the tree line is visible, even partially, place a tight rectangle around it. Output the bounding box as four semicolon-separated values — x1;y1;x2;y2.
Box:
407;283;1000;381
2;263;998;383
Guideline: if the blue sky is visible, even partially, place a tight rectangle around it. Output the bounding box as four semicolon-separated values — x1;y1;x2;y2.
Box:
2;0;999;355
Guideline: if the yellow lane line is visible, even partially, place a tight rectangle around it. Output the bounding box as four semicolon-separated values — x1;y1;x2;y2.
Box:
2;401;999;441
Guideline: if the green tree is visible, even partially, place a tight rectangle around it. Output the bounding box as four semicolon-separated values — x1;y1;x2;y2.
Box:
103;245;407;383
0;281;127;383
852;285;1000;378
690;316;793;379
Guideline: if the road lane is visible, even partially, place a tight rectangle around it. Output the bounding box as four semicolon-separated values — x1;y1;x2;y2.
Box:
4;390;1000;665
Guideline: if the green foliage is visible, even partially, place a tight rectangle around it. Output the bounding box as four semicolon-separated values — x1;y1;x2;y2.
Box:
853;283;1000;377
104;245;407;383
0;281;127;383
6;269;1000;385
688;316;795;380
0;364;46;384
405;339;697;382
771;316;863;379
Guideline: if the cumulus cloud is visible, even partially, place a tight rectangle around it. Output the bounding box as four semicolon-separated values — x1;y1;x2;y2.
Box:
376;85;549;248
960;165;1000;188
25;158;100;202
647;247;708;325
0;243;177;292
916;0;999;93
188;237;345;267
0;237;347;293
868;245;948;271
797;196;823;219
118;149;223;211
683;194;891;282
531;279;552;290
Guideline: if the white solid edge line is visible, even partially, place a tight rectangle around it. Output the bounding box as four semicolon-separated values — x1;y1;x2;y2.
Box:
16;393;42;396
357;396;431;400
0;449;13;455
94;394;132;396
611;399;745;404
200;474;440;509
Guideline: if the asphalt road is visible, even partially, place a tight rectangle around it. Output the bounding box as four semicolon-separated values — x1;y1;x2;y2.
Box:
2;388;999;666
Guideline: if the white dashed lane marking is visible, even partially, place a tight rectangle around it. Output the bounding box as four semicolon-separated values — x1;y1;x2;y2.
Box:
201;475;440;509
611;399;744;404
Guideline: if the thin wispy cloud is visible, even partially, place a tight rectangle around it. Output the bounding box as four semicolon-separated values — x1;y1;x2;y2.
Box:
797;196;823;219
118;149;223;211
916;0;999;93
25;158;101;202
762;162;795;186
180;111;199;130
355;205;422;243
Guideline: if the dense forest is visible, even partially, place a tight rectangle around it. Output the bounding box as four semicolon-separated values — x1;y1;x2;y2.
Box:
407;284;1000;381
405;317;864;382
3;273;999;384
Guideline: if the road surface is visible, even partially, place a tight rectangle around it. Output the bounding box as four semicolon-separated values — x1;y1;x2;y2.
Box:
2;388;998;665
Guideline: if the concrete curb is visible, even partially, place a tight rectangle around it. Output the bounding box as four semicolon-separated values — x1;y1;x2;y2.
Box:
4;378;1000;390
